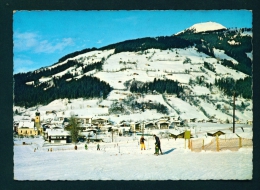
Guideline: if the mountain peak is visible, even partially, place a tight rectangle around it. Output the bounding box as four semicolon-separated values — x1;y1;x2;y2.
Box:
175;21;227;35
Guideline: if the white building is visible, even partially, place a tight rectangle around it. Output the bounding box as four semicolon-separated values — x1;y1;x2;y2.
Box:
45;129;71;144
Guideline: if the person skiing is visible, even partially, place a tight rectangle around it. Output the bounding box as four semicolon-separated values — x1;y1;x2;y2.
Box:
97;143;100;150
140;136;146;150
153;134;163;154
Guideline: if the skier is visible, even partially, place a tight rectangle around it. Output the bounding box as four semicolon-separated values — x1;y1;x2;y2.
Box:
97;143;100;150
140;136;146;150
85;144;88;150
153;134;163;155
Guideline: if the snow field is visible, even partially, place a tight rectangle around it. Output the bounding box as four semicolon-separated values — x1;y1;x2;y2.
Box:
165;74;190;83
143;94;172;109
21;46;252;124
192;86;211;95
96;47;247;96
176;22;227;34
213;48;238;64
106;90;131;101
168;97;208;120
14;136;252;180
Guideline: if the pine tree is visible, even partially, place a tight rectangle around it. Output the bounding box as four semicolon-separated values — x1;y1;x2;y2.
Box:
65;115;80;148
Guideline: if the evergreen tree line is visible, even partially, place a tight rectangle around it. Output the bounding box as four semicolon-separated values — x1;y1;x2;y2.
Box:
82;61;103;73
14;75;111;107
215;76;252;99
204;62;216;72
130;101;169;115
14;59;104;88
15;60;80;83
58;47;97;63
100;36;193;54
130;78;183;95
216;59;251;78
196;43;215;57
221;59;234;68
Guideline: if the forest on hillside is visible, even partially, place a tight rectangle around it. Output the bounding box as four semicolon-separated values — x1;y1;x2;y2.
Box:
177;29;252;75
130;78;183;96
100;36;193;54
14;74;111;108
13;28;252;108
215;76;252;99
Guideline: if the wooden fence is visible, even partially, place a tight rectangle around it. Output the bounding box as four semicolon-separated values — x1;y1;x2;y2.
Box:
190;137;252;152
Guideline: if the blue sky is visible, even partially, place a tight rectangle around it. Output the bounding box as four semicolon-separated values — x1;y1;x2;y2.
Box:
13;10;252;74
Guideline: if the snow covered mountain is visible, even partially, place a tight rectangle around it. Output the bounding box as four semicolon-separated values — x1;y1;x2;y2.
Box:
175;21;227;35
13;22;252;124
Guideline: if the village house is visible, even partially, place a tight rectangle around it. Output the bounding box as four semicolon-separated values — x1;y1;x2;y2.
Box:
169;129;186;139
45;129;71;144
92;118;108;127
171;119;182;127
45;110;56;115
189;118;197;123
76;116;93;125
130;122;142;132
118;126;131;136
117;121;130;134
207;118;218;123
197;119;206;123
99;123;112;132
246;120;253;125
235;120;242;124
207;130;225;137
144;121;156;130
156;120;170;129
119;120;129;127
98;104;109;108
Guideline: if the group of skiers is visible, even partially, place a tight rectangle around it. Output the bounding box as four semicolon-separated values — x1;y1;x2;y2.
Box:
88;135;163;155
140;134;163;155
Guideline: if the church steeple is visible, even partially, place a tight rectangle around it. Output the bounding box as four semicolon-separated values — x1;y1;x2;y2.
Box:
34;110;42;135
35;110;40;123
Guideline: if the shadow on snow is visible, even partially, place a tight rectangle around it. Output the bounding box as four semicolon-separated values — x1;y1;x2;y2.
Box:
163;148;176;155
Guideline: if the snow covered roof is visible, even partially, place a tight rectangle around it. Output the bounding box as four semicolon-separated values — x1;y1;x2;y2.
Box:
18;121;35;129
76;115;93;119
172;120;181;123
156;120;170;124
92;117;108;121
170;129;183;136
99;100;113;107
47;129;70;136
130;121;140;125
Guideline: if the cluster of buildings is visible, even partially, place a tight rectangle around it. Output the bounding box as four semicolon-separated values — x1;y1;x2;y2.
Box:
13;110;183;143
13;109;253;144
